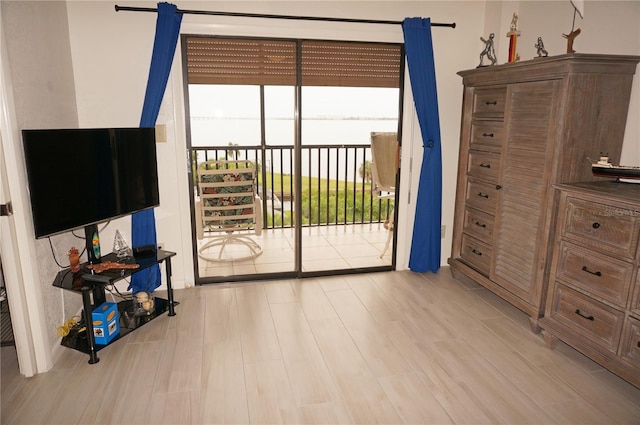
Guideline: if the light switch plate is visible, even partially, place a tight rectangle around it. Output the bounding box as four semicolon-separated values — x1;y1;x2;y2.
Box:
155;124;167;143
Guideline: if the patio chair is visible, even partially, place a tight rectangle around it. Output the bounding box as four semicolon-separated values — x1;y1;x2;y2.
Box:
370;132;398;258
195;160;263;262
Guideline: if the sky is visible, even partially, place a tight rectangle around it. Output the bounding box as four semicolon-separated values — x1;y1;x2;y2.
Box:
188;85;400;119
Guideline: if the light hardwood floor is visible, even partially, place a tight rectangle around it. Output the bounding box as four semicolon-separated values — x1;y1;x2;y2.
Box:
2;268;640;424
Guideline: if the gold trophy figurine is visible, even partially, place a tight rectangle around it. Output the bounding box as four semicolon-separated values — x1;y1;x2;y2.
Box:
506;13;521;62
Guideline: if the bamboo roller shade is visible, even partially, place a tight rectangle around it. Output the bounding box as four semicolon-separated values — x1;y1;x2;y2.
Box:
185;36;401;88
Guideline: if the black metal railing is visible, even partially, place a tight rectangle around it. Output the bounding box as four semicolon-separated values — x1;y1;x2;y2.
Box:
191;145;394;230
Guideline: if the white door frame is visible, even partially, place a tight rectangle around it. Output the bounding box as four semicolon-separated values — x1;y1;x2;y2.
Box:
0;122;37;377
0;9;48;376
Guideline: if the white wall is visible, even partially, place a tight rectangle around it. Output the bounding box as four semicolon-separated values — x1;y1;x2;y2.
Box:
516;1;640;165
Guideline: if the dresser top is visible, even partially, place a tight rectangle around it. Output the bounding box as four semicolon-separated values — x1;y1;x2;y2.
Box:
556;181;640;205
458;53;640;85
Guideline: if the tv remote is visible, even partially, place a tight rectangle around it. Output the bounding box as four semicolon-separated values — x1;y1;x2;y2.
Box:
133;244;157;257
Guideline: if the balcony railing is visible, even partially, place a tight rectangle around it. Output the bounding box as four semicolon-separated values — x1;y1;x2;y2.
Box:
192;145;394;230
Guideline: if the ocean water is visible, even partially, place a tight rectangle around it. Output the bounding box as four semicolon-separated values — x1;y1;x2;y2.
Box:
190;117;398;181
190;117;397;147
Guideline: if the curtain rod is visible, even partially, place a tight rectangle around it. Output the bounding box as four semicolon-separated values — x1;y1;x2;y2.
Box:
114;4;456;28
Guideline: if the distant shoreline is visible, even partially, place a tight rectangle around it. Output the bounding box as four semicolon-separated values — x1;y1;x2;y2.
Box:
191;116;397;121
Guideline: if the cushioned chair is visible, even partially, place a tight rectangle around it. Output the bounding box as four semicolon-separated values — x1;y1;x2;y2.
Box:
195;160;262;262
370;132;398;258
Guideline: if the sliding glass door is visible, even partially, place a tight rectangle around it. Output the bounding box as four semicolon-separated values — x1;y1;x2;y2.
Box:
183;35;403;283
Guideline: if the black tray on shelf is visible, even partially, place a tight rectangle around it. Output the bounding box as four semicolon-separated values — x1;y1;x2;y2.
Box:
60;297;177;354
53;250;176;292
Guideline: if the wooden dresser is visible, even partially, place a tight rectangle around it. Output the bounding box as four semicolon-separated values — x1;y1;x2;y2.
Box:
541;182;640;388
448;54;640;331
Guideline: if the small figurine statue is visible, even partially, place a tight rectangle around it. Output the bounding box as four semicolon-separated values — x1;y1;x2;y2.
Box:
478;33;497;67
534;37;548;57
68;247;80;273
510;13;518;32
113;229;133;258
564;0;583;53
563;28;581;53
506;13;521;63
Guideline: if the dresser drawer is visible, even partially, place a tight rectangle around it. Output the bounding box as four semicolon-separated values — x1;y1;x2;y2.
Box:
470;122;504;152
465;179;499;215
620;316;640;370
555;241;633;308
631;270;640;318
460;234;492;275
472;87;507;119
564;197;640;260
467;150;501;183
463;207;494;243
549;283;624;354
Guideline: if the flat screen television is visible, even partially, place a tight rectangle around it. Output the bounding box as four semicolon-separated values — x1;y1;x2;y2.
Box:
22;128;160;251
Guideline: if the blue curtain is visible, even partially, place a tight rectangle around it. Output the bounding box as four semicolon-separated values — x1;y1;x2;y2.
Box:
130;2;182;293
402;18;442;273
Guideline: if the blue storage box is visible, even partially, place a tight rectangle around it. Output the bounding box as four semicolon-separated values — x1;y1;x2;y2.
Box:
92;302;120;345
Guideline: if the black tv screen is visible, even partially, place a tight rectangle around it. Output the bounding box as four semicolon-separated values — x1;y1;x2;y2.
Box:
22;127;160;238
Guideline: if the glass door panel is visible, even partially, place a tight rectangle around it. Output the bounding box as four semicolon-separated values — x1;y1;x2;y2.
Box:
300;87;399;273
257;86;297;275
190;84;296;280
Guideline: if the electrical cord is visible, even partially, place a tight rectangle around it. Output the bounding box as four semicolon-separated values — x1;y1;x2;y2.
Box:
103;280;141;331
48;237;83;269
56;315;83;337
47;221;111;268
105;281;134;302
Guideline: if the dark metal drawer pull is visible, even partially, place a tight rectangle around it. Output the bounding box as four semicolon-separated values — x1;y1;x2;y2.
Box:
592;222;600;229
575;309;595;321
478;192;489;199
474;221;486;228
482;132;494;138
471;249;482;256
581;266;602;277
479;163;491;168
484;101;497;105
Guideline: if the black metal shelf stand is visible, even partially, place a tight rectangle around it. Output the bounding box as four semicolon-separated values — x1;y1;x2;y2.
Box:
53;249;177;364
